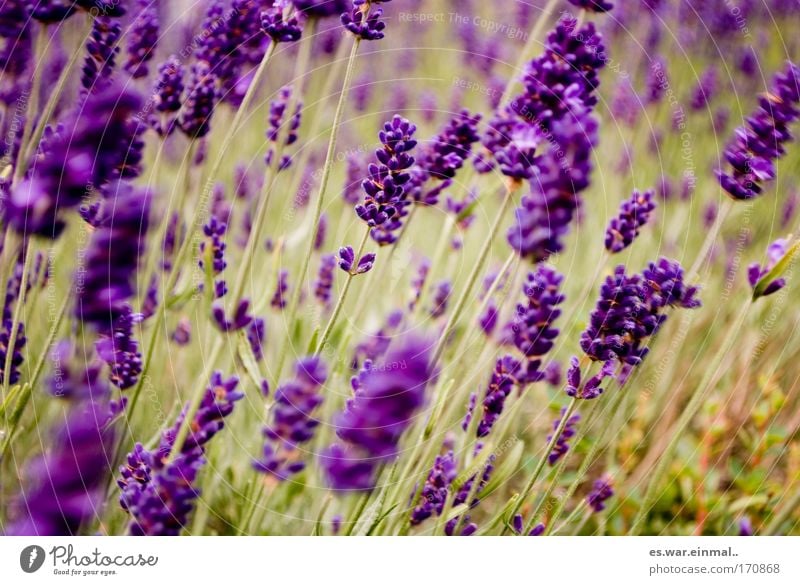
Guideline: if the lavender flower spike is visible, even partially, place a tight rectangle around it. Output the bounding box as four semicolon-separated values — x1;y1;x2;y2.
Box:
254;357;327;479
323;334;436;491
717;62;800;200
604;189;656;253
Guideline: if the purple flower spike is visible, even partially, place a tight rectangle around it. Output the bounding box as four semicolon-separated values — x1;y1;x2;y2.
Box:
254;357;327;479
587;477;614;512
506;266;564;371
150;57;185;136
548;407;580;465
748;238;791;299
355;115;418;246
95;307;143;390
717;62;800;200
8;393;115;535
82;17;121;94
271;270;290;310
262;1;303;43
32;1;78;23
247;318;266;361
178;62;217;139
315;254;337;305
212;299;254;332
291;0;349;17
323;334;436;491
124;0;159;79
342;3;386;41
410;451;457;525
429;280;452;318
265;85;303;170
477;355;533;438
1;259;30;385
605;189;657;253
76;182;150;336
507;112;599;262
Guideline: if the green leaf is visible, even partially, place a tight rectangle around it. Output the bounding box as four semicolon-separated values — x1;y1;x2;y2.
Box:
753;238;800;299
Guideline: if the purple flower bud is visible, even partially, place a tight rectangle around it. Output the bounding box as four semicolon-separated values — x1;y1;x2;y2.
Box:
548;408;580;465
748;238;790;298
212;299;254;332
262;1;303;43
587;477;614;512
342;3;386;41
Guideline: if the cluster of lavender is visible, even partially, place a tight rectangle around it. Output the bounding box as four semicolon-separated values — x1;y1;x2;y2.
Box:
118;372;243;535
253;357;326;479
571;258;701;399
323;335;435;490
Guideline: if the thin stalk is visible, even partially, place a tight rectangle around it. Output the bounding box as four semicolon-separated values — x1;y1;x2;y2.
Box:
13;25;47;186
274;36;362;382
687;198;733;281
498;0;560;108
18;21;91;182
432;183;517;365
316;227;370;354
507;396;579;523
126;140;197;421
166;336;225;462
628;300;751;535
2;239;34;401
203;40;278;191
545;388;626;534
0;291;70;460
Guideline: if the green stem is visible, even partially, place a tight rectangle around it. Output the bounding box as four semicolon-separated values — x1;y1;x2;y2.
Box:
18;21;91;183
0;291;70;460
2;240;34;401
274;36;362;382
628;301;751;535
498;0;560;108
166;337;226;462
432;183;517;365
316;227;370;354
545;388;626;534
126;140;197;422
507;396;579;524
